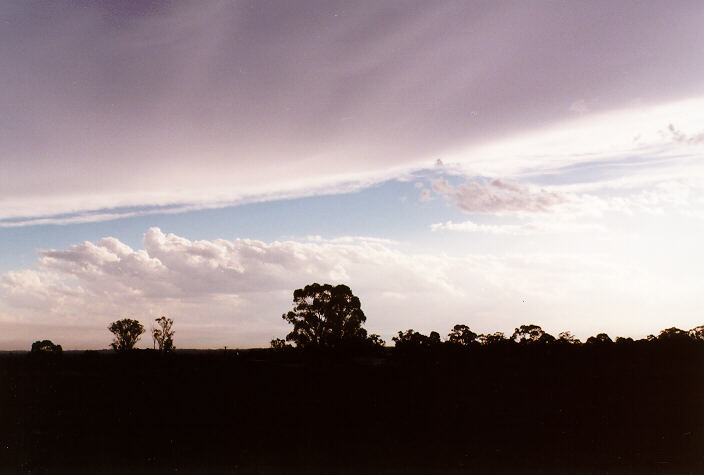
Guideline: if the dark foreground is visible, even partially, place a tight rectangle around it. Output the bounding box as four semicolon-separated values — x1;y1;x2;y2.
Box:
2;343;703;473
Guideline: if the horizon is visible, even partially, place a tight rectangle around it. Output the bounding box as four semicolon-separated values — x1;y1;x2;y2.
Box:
11;320;704;352
2;1;704;350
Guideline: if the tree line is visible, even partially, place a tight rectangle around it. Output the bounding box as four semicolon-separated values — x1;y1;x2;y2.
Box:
31;315;175;354
29;282;704;353
270;283;704;350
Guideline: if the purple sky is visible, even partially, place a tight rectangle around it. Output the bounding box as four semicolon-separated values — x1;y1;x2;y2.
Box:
3;1;704;218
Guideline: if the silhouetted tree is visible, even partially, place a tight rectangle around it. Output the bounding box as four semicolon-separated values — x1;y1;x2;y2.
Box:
152;316;175;352
270;338;291;350
393;329;431;349
689;325;704;341
108;318;144;352
512;324;555;344
282;283;368;348
447;324;478;346
557;331;580;344
428;331;442;346
392;329;442;351
30;340;62;354
366;334;386;347
478;331;509;346
586;333;613;345
657;327;690;343
615;336;634;345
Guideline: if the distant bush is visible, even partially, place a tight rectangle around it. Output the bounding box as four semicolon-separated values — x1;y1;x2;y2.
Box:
392;329;442;350
447;324;478;346
366;333;386;348
270;338;291;350
512;324;555;344
586;333;614;345
31;340;62;354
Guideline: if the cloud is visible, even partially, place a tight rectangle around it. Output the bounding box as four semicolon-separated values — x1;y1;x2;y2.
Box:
668;123;704;144
2;2;704;223
430;219;604;235
432;179;567;214
429;171;703;224
0;167;407;224
569;99;590;114
2;227;701;349
572;180;701;217
431;220;528;235
2;228;477;347
441;97;704;182
36;228;411;299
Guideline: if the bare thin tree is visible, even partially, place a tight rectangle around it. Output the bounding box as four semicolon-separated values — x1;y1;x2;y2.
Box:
152;316;175;352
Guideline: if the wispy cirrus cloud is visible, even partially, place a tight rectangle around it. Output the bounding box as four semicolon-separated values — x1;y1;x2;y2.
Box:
0;166;410;226
2;2;704;224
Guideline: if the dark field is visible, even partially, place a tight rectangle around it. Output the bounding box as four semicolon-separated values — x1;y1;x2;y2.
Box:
2;343;703;473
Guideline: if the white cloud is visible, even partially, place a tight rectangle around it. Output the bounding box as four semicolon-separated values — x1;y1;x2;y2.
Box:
431;220;526;235
441;96;704;180
2;228;475;347
0;166;411;225
430;219;605;235
2;227;701;349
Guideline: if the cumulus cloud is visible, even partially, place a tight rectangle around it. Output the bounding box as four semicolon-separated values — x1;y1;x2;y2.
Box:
2;228;476;347
432;179;567;214
36;228;415;299
2;227;700;349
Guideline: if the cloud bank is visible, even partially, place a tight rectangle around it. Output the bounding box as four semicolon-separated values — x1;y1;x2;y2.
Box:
2;227;700;349
2;1;704;223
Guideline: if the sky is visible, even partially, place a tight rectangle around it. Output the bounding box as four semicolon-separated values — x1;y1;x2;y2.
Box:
1;0;704;349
